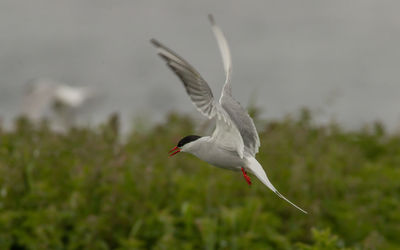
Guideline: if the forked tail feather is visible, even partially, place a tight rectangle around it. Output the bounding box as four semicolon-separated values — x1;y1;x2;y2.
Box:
246;157;308;214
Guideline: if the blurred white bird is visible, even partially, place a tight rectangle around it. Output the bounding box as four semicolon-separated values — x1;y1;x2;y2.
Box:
23;77;98;128
151;15;307;213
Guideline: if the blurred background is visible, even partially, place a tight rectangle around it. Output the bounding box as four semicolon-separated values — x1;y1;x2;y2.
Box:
1;1;400;249
1;0;400;131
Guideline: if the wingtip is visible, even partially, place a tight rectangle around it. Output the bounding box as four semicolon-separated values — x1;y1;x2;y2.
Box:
150;38;161;48
156;52;168;61
208;14;215;25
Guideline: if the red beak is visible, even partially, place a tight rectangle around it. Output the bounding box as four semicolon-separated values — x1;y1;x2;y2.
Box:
168;146;181;157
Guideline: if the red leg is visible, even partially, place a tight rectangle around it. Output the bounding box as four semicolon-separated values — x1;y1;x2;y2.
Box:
241;167;252;186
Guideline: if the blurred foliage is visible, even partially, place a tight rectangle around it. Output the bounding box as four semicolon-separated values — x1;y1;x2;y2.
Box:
0;111;400;249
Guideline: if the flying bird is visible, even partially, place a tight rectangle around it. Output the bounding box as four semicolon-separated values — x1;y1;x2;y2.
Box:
151;15;307;213
23;77;98;128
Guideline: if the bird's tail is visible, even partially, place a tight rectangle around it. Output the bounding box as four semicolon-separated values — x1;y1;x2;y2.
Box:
245;157;308;214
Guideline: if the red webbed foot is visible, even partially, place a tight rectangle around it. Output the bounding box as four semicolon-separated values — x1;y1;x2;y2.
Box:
241;167;252;186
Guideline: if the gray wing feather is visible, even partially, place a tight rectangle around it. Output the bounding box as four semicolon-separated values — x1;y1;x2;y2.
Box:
208;15;261;156
151;39;216;118
220;94;260;156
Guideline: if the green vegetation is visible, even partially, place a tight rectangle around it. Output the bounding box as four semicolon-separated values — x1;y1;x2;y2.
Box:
0;110;399;249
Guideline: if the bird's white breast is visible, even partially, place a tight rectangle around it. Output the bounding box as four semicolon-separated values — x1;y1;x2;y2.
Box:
185;137;246;171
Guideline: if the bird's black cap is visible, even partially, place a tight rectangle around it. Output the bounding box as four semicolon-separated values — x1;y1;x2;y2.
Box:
177;135;201;147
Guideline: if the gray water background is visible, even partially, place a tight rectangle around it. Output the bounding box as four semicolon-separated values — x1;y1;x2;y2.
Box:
1;0;400;131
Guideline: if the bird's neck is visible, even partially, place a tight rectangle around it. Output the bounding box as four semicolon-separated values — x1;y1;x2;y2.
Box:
181;136;211;154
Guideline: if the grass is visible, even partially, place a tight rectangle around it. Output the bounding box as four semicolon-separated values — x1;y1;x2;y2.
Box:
0;110;399;249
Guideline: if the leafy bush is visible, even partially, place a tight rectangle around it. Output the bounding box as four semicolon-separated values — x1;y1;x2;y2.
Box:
0;112;399;249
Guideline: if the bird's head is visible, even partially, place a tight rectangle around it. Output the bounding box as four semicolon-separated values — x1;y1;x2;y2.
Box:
169;135;202;157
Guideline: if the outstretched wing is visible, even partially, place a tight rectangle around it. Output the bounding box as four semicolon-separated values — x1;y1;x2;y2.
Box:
208;14;232;87
151;39;216;118
151;36;245;158
209;15;261;157
220;95;260;156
